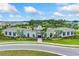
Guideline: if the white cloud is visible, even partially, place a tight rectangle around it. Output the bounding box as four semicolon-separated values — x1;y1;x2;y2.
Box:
59;4;79;12
0;3;17;13
53;12;64;16
56;3;70;6
0;19;2;21
58;4;79;17
75;13;79;16
9;14;22;18
67;14;73;17
67;14;79;17
24;6;37;13
24;6;43;15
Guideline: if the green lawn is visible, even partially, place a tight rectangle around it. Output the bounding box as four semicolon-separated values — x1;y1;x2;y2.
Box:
0;50;60;56
1;33;79;45
1;37;79;45
0;36;37;43
0;40;37;44
44;38;79;45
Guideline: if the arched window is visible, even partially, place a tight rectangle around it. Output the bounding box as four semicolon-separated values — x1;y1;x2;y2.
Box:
50;33;52;37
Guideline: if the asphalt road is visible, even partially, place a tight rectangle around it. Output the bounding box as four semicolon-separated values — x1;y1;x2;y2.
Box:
0;43;79;56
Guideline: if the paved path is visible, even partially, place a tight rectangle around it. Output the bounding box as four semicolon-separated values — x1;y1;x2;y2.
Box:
0;43;79;56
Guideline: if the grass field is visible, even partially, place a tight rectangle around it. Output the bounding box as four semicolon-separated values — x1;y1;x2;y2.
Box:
0;50;60;56
0;33;79;45
0;37;79;45
44;38;79;45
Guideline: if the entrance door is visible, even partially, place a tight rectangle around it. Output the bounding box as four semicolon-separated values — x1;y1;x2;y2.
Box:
37;35;42;38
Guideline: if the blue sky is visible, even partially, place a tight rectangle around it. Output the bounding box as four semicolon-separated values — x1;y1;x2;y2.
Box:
0;3;79;21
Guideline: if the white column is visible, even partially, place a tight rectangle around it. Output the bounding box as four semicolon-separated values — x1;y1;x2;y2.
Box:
12;32;13;36
65;32;67;37
70;32;72;36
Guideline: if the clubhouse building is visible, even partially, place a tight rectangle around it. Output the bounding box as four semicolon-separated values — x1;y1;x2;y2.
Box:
2;25;75;38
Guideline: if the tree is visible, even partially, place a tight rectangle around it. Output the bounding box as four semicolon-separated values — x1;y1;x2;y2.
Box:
16;29;25;37
54;30;63;37
73;24;79;29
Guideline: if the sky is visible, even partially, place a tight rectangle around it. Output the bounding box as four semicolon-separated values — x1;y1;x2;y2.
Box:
0;3;79;21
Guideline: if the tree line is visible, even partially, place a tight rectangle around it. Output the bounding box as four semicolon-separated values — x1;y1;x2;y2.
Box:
29;19;79;29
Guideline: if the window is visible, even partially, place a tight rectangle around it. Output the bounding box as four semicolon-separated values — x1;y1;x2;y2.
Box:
33;34;35;37
50;33;52;37
27;33;29;37
63;32;65;36
5;31;7;35
67;32;70;35
13;32;16;36
71;31;73;35
9;32;11;35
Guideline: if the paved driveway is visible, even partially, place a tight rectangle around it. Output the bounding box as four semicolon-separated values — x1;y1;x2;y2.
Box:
0;44;79;56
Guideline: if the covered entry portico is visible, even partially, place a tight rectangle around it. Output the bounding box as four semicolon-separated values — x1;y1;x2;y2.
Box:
35;25;43;43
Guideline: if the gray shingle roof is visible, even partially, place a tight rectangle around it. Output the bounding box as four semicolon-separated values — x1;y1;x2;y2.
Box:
47;27;75;31
3;27;32;32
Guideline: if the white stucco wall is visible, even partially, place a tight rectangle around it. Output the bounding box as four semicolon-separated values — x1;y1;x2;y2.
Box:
24;30;36;38
46;30;55;37
46;28;75;38
3;31;18;37
2;27;75;38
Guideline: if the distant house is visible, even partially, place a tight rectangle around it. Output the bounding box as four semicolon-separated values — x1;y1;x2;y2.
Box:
2;25;75;38
0;21;29;26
